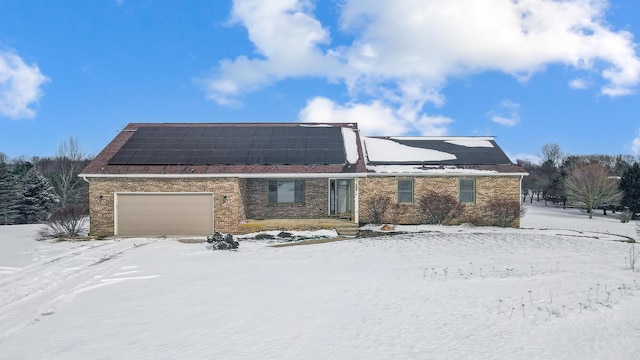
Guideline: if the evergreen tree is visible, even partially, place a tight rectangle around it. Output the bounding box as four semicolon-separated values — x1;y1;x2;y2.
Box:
540;160;561;204
0;163;23;225
17;168;59;224
12;160;33;177
620;163;640;218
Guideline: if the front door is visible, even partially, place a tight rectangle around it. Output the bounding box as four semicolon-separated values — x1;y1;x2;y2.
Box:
329;179;353;216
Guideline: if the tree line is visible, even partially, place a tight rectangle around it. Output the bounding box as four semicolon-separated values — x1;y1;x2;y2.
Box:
517;143;640;219
0;138;91;225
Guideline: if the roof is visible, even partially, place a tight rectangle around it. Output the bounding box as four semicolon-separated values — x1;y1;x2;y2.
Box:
363;136;526;175
81;123;366;176
81;123;526;177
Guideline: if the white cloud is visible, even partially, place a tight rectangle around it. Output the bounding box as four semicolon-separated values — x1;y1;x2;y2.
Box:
508;152;542;165
203;0;640;134
491;116;518;127
298;97;407;135
488;100;520;127
298;96;452;136
415;114;453;136
569;78;590;89
632;129;640;155
201;0;341;106
339;0;640;97
0;49;49;119
211;0;640;95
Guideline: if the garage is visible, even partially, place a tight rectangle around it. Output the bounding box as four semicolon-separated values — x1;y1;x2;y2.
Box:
115;193;214;236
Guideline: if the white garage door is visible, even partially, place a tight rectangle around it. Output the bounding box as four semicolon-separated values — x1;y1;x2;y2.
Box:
116;193;214;236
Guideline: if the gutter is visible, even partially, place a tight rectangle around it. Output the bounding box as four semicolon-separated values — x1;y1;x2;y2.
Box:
79;171;529;179
78;172;361;179
365;172;529;177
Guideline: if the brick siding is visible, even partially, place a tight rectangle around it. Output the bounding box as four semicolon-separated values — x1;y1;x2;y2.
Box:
245;178;329;219
88;177;246;236
89;175;522;237
358;176;522;227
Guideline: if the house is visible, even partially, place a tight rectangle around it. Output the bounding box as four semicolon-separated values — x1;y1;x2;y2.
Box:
79;122;527;237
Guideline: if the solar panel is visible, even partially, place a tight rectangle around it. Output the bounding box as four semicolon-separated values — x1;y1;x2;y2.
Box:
305;151;326;163
108;125;347;166
226;152;247;163
194;142;212;150
251;137;270;148
216;138;235;146
135;149;155;157
285;152;305;164
325;149;345;163
374;139;512;165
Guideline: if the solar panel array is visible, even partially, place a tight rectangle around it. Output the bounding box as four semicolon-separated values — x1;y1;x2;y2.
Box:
108;126;347;165
377;139;512;165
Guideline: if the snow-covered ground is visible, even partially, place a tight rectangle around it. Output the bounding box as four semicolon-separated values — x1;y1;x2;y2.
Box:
1;203;639;360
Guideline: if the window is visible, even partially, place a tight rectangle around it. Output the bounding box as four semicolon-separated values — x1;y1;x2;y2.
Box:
268;180;304;204
459;179;475;203
398;179;413;204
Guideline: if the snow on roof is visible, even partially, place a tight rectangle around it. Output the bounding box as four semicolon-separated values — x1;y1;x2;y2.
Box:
365;164;499;175
298;124;334;127
298;123;357;128
388;136;493;140
444;139;494;148
342;128;360;164
388;136;495;148
364;137;456;163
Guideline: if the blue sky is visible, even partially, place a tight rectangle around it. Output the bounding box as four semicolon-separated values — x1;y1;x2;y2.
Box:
1;0;640;162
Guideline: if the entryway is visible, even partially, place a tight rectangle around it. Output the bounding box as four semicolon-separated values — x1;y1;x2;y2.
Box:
329;179;353;219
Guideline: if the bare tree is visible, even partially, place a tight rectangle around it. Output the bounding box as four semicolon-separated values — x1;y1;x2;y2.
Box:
564;163;622;219
52;137;86;206
540;143;563;167
517;159;541;203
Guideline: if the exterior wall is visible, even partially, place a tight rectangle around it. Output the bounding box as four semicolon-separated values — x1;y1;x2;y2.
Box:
88;177;246;237
357;175;522;227
475;176;521;206
88;174;523;237
245;178;329;219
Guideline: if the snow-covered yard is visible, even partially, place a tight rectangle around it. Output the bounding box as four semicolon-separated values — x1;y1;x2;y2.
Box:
1;203;639;360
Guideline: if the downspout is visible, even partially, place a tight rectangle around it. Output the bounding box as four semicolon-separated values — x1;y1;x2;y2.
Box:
354;177;359;224
519;175;524;229
519;175;523;200
81;176;91;235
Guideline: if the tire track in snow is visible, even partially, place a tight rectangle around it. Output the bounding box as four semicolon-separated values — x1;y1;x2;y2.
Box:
0;238;158;342
0;241;111;289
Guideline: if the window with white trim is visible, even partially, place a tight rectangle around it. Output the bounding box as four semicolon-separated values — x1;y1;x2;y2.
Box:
459;179;475;203
398;179;413;204
268;180;304;204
